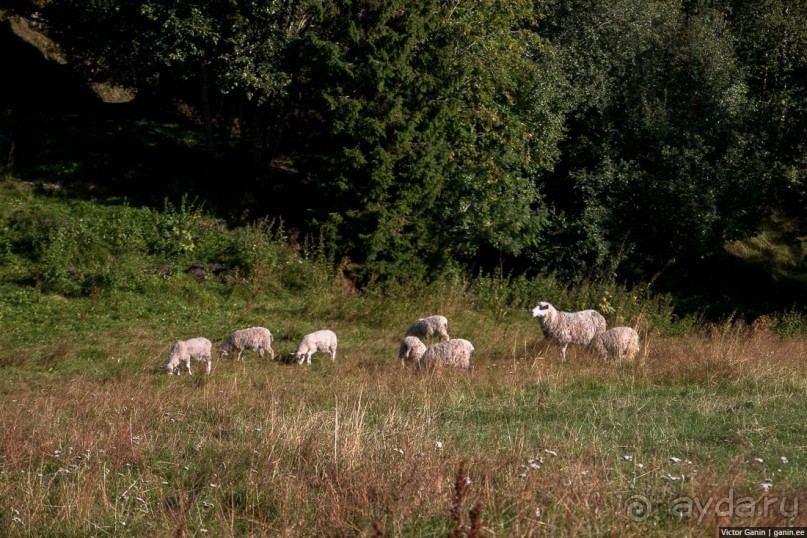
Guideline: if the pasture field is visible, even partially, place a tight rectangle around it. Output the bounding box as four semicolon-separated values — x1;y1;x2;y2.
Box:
1;183;807;536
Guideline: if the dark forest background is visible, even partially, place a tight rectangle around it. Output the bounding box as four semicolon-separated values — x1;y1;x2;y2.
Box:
2;0;806;317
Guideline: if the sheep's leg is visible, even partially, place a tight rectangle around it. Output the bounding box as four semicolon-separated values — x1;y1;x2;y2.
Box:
236;349;244;361
206;359;211;375
560;344;568;362
186;358;193;375
258;348;265;359
307;353;312;365
269;348;275;361
330;347;336;362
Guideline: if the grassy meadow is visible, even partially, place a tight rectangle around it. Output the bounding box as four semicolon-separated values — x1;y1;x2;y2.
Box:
1;182;807;537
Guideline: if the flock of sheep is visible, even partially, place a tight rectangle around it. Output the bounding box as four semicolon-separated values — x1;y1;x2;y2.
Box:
163;301;639;376
164;327;337;375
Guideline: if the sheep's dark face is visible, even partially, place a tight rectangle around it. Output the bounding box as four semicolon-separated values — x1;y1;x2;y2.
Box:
531;302;552;319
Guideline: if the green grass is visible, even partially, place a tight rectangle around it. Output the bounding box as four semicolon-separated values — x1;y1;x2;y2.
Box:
1;181;807;536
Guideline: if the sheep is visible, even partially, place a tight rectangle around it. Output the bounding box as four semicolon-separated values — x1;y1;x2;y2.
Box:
291;329;337;365
398;336;427;367
417;338;475;370
405;315;450;342
218;326;275;361
165;337;212;375
531;301;606;361
587;326;640;361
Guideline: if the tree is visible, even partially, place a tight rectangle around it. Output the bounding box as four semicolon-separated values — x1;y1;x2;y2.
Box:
537;0;771;286
46;0;306;163
289;0;566;280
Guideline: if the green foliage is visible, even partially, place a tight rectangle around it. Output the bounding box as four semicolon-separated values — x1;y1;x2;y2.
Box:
288;0;565;280
0;186;296;298
538;0;772;282
12;0;807;304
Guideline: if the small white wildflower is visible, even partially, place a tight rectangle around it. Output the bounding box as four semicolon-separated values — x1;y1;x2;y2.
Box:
162;480;169;485
131;436;141;441
544;449;558;457
760;481;773;492
120;521;127;527
435;441;443;449
662;474;682;481
621;455;633;462
210;483;218;488
751;457;764;464
580;470;591;477
781;456;789;464
636;463;644;469
518;472;527;478
528;462;540;470
54;450;62;457
669;457;682;463
393;448;404;455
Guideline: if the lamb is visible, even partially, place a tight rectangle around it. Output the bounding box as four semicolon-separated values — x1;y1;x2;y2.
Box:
417;338;475;370
218;326;274;361
587;326;640;361
291;329;337;365
398;336;427;367
165;337;212;375
531;301;606;361
405;315;450;342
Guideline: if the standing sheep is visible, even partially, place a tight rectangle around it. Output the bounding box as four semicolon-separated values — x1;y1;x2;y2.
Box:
531;301;606;361
587;327;640;361
291;329;338;365
398;336;427;367
405;315;450;342
218;326;275;361
165;337;212;375
417;338;475;370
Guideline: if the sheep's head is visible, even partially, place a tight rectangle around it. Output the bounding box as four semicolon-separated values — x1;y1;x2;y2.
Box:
164;363;179;375
217;341;233;357
531;301;554;320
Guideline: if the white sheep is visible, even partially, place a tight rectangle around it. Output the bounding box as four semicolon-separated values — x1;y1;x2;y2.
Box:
218;326;274;361
291;329;337;365
531;301;606;361
417;338;475;370
587;326;640;361
165;337;212;375
398;336;427;367
405;315;450;342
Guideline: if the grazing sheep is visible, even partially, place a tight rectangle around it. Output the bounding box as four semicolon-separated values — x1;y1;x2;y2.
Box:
418;338;475;370
531;301;606;361
165;337;212;375
398;336;427;367
292;329;337;365
218;326;275;361
405;315;450;342
588;326;640;361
